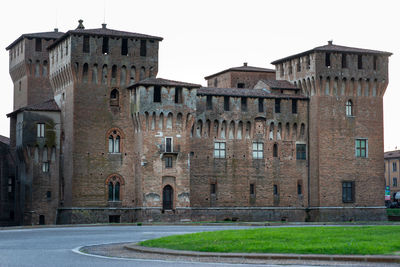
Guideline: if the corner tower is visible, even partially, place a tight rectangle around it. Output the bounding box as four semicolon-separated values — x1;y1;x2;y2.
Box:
48;20;162;222
6;30;64;111
272;41;391;221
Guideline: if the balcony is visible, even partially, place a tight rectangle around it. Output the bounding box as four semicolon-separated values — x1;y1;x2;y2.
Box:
159;144;180;156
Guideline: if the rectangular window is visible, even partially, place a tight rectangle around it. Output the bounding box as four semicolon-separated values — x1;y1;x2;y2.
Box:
355;139;367;158
174;87;182;104
42;162;49;173
165;137;172;153
280;64;284;76
210;183;216;195
292;99;297;114
373;56;378;71
154;86;161;102
252;142;263;159
224;96;230;111
46;191;51;200
8;178;14;200
358;55;363;69
121;38;128;55
35;38;42;52
258;98;264;113
140;40;147;57
297;181;302;195
37;123;45;138
214;142;226;158
273;184;278;195
325;53;331;67
102;37;109;54
83;36;90;53
241;97;247;111
275;99;281;113
237;83;245;88
342;181;355;203
342;53;347;68
165;156;172;168
393;162;397;172
306;56;311;69
296;144;306;160
250;184;255;196
393;178;398;187
297;58;301;72
206;95;212;110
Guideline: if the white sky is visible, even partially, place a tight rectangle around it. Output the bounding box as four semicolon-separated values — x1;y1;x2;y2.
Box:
0;0;399;151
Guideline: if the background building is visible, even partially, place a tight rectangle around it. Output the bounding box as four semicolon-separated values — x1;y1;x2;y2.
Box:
385;150;400;201
2;21;391;225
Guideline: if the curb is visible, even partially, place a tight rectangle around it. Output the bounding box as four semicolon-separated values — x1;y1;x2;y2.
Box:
2;221;400;230
125;244;400;264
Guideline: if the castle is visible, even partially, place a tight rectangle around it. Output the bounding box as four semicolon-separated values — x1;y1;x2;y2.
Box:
1;20;391;225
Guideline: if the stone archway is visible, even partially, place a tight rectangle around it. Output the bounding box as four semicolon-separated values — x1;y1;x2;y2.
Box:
163;185;173;210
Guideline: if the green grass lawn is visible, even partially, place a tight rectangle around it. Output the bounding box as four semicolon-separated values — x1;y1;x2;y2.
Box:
140;226;400;255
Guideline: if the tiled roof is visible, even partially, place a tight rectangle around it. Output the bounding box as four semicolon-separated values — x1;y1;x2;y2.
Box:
204;64;275;80
48;25;163;50
271;42;392;65
385;150;400;159
6;30;64;50
7;99;60;117
259;79;299;90
197;87;308;99
0;135;10;145
128;77;201;89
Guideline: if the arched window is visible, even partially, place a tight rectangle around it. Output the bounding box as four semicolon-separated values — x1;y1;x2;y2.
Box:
130;66;136;84
106;175;124;202
102;64;108;84
92;64;98;84
273;143;278;157
140;67;145;80
82;63;88;82
110;89;119;106
108;129;122;153
346;100;353;116
111;65;117;85
120;66;126;85
35;60;40;77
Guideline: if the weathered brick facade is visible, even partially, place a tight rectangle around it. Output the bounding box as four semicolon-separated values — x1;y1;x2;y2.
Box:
4;22;391;225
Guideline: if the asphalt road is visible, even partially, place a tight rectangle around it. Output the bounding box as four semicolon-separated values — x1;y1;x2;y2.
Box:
0;224;390;267
0;225;279;267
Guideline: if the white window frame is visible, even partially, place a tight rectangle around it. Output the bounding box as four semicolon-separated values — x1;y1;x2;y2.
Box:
214;141;226;159
165;137;173;152
252;142;263;159
296;143;307;160
37;123;45;138
346;100;353;117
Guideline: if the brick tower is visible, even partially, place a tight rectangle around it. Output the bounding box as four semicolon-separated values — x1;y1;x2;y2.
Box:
272;41;391;220
48;20;162;222
6;30;63;225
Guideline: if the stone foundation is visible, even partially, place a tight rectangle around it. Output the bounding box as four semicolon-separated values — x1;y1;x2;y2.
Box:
56;206;388;224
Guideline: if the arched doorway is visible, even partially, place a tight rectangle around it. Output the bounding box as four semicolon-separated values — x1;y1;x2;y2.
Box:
39;215;45;225
163;185;173;210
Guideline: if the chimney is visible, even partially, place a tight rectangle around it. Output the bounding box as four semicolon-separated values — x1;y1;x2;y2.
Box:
328;40;333;45
76;19;85;30
54;28;58;32
243;62;248;67
102;23;107;29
